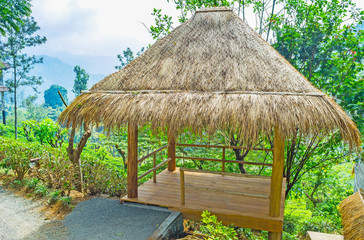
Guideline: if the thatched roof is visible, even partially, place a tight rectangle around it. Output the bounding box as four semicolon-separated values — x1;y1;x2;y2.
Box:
59;7;361;149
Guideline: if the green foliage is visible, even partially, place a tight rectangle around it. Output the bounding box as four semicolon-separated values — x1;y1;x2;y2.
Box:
0;0;31;36
0;138;41;180
271;0;364;133
150;8;174;39
115;47;145;70
25;177;40;191
48;190;61;204
0;16;47;138
44;84;68;108
34;181;48;197
22;118;67;147
59;196;72;207
0;123;13;136
81;150;127;196
199;210;238;240
72;65;89;97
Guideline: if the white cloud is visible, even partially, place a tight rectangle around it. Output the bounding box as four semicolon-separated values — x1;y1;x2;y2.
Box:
30;0;180;56
29;0;364;58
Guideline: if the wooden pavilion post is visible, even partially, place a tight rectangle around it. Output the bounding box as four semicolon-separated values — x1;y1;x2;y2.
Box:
168;128;176;171
127;124;138;198
268;126;285;240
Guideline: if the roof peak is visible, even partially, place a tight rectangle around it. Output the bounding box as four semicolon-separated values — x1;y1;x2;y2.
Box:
196;7;232;13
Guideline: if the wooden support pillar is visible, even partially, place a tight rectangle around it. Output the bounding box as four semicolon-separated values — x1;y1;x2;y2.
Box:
127;124;138;198
168;129;176;171
268;126;285;240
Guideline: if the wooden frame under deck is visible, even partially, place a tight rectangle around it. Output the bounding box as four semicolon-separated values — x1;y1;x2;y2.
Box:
124;125;285;240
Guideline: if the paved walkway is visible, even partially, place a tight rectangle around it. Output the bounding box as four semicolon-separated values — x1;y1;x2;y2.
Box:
0;187;174;240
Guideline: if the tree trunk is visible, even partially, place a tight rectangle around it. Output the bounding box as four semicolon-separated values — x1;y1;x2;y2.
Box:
67;125;92;192
13;55;17;139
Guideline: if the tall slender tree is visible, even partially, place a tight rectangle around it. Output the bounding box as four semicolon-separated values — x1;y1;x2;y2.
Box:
0;0;31;36
72;65;89;97
0;16;46;139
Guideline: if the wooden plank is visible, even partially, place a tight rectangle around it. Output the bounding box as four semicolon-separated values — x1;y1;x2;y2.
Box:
137;158;171;180
268;126;285;239
176;143;272;151
179;167;271;179
222;147;225;172
185;185;269;199
180;169;185;205
168;129;176;171
138;145;168;163
127;124;138;198
153;153;156;183
122;167;286;232
176;156;273;167
269;126;285;217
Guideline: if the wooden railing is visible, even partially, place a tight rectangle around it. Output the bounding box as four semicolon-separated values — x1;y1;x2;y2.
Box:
137;145;170;182
179;168;269;205
176;143;273;172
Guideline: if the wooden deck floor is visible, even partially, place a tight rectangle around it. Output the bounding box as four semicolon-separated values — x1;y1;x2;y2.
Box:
121;167;285;232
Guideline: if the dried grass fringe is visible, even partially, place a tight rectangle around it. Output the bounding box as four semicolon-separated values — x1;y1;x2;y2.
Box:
58;7;362;151
340;191;364;240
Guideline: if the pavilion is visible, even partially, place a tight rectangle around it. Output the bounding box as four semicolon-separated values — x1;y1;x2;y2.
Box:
59;7;361;239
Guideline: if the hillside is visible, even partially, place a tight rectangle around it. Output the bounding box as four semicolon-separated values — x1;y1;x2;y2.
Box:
3;55;107;103
30;55;106;102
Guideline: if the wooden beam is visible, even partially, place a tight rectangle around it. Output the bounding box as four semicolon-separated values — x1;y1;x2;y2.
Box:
168;129;176;171
268;126;285;239
179;167;271;179
176;143;272;151
138;145;168;163
176;156;273;167
127;124;138;198
180;169;185;205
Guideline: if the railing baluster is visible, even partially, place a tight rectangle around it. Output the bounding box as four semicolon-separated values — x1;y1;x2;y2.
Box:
180;169;185;205
222;147;225;172
153;153;156;183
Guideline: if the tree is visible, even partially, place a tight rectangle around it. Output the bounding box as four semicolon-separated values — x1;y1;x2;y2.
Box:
72;66;89;97
150;0;364;196
0;17;46;139
0;0;31;36
115;47;145;70
44;84;68;108
271;0;364;134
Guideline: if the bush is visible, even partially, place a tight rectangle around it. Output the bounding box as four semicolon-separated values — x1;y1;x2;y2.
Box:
36;147;76;196
82;154;127;197
0;139;41;180
199;210;238;240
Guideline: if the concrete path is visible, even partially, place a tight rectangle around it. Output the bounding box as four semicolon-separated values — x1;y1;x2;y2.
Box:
0;186;181;240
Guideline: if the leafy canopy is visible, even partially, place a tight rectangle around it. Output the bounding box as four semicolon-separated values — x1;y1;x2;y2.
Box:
44;84;68;108
0;0;31;36
72;65;89;97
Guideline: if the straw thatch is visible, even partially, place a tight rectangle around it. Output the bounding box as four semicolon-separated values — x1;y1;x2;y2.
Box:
59;7;361;149
339;190;364;240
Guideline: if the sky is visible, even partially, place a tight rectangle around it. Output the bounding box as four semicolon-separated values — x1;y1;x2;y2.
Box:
28;0;364;74
30;0;180;58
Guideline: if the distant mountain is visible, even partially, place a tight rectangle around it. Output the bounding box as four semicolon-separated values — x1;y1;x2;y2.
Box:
4;55;107;104
31;55;106;101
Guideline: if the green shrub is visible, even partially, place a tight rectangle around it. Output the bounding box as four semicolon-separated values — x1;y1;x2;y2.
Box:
0;140;41;180
25;178;40;191
34;182;48;197
36;147;76;195
59;196;72;207
82;154;127;197
199;210;238;240
48;190;61;205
